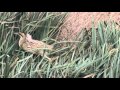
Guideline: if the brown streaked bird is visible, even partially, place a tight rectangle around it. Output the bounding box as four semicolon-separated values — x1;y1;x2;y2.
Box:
15;32;54;61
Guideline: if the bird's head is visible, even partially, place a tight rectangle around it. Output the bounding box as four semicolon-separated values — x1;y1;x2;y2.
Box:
14;32;26;47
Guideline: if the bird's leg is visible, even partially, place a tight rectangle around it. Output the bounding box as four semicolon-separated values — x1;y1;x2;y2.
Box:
43;52;58;62
44;55;53;62
50;56;59;62
38;51;53;62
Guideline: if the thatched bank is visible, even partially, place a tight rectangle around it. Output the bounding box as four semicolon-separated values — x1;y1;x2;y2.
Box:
57;12;120;41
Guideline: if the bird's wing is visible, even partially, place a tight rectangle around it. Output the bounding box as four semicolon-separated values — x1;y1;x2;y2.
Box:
26;39;53;50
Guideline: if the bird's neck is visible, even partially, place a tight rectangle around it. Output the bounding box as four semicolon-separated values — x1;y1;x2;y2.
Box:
19;36;26;48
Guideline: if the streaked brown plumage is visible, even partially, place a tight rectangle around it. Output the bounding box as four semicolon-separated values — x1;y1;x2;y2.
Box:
17;32;54;61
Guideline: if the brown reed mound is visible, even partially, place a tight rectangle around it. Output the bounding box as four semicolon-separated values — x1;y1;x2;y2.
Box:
57;12;120;41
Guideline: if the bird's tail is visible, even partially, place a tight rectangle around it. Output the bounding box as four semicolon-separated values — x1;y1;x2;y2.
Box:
48;46;71;57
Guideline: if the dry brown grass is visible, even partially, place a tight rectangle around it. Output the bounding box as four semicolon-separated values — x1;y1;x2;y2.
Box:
57;12;120;41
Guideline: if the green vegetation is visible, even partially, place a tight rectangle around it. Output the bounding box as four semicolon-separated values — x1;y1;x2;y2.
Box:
0;12;120;78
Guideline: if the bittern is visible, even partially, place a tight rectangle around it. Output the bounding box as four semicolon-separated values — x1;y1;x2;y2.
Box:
15;32;54;61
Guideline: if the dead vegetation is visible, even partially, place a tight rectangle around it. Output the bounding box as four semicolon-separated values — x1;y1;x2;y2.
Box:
57;12;120;41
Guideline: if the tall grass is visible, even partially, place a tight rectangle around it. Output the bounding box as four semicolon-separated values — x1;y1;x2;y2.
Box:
0;12;120;78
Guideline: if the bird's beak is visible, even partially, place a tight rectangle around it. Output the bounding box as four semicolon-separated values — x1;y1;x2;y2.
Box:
14;32;25;37
14;32;23;36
